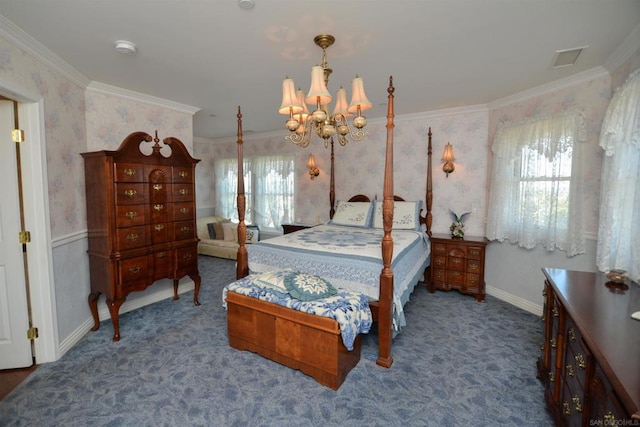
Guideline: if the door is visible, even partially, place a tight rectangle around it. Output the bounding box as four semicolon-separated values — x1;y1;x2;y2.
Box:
0;99;32;369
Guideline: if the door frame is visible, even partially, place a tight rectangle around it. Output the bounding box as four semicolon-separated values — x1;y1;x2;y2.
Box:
1;78;59;363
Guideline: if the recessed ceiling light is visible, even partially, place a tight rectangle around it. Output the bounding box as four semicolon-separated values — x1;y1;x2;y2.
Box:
114;40;137;55
238;0;255;10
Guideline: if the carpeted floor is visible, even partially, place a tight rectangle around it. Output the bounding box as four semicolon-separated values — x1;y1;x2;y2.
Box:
0;255;553;426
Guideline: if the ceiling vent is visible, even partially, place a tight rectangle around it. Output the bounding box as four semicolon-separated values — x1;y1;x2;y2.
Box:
552;46;587;68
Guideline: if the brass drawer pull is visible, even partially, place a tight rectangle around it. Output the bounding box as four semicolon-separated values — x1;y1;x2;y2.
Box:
155;224;164;231
450;258;462;266
183;253;192;260
450;271;462;278
179;188;188;196
436;258;445;266
124;168;135;177
179;170;188;178
549;371;554;383
572;396;582;413
550;338;557;349
129;266;141;274
124;189;137;198
568;327;576;342
468;262;478;270
157;252;166;258
180;207;189;215
552;307;559;318
563;402;571;416
181;226;191;233
153;184;163;191
154;204;164;211
125;211;137;220
126;233;138;241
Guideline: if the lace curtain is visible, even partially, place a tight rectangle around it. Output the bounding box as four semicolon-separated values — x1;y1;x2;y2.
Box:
596;69;640;282
486;109;587;256
214;155;295;231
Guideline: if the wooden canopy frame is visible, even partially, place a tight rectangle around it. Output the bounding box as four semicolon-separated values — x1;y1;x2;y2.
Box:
234;77;433;368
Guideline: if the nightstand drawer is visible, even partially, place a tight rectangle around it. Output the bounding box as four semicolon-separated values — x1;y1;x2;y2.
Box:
446;270;465;285
467;246;484;260
467;259;482;274
447;256;465;271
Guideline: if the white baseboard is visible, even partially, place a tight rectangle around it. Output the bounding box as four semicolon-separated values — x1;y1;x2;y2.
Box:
58;280;195;357
486;285;543;317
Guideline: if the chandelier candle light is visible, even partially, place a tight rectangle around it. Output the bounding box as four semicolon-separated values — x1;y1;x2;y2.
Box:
279;34;372;148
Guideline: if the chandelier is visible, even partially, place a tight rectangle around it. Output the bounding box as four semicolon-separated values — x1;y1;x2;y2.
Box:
278;34;372;148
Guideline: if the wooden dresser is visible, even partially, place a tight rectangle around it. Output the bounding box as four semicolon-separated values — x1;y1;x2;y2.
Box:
539;268;640;425
82;131;201;341
428;233;487;302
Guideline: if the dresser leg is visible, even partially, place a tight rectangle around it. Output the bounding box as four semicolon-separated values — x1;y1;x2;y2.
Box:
173;279;179;300
88;291;101;331
106;298;125;342
191;274;201;306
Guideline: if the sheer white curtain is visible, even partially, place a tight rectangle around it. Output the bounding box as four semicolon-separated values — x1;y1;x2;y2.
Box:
214;155;295;231
486;109;587;256
596;69;640;282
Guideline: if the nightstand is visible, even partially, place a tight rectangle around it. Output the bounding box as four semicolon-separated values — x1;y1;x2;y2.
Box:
428;233;488;302
281;223;313;234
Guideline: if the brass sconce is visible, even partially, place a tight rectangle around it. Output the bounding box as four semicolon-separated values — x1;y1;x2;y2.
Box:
307;153;320;179
442;142;455;177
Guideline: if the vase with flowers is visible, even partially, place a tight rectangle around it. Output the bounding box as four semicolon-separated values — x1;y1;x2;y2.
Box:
449;209;471;239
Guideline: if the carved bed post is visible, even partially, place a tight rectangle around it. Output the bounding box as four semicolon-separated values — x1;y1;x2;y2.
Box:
236;107;249;279
329;137;336;219
426;128;433;237
377;76;395;368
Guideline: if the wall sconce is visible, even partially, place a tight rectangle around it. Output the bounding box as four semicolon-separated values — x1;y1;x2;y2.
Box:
442;142;455;177
307;153;320;179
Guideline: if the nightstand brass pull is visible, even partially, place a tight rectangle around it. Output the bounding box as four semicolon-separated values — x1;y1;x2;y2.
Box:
153;184;163;191
550;338;557;349
155;224;164;231
436;258;445;266
126;233;138;241
124;168;135;176
180;207;189;215
154;204;163;211
572;396;582;413
125;211;137;220
549;371;554;382
157;252;166;258
563;402;571;416
469;262;478;270
183;253;192;260
124;189;137;198
179;171;188;178
179;188;188;196
604;412;615;422
568;327;576;342
129;266;141;274
552;307;559;318
181;226;191;233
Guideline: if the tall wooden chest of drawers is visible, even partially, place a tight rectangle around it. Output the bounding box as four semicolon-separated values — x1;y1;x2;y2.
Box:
538;268;640;425
428;233;487;302
82;131;201;341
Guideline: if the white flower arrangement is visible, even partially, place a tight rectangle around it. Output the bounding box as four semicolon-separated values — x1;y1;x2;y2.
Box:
449;209;471;238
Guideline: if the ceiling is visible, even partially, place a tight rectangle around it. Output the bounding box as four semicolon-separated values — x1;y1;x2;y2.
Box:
1;1;639;141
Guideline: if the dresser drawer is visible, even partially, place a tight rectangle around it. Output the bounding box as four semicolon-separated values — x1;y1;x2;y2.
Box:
446;270;465;285
173;167;194;183
432;243;447;256
432;255;446;269
172;184;194;203
467;246;484;260
114;163;144;182
447;256;465;272
150;222;170;244
173;202;194;222
150;202;170;223
149;182;170;203
176;245;197;275
432;269;446;283
467;258;482;274
151;249;173;281
116;205;147;227
173;221;195;241
118;255;150;286
115;183;147;205
116;226;147;250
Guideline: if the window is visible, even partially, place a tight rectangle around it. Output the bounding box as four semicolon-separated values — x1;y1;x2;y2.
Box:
597;69;640;283
214;155;295;232
486;110;587;256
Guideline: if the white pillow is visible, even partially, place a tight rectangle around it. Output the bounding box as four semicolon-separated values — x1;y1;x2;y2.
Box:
329;201;373;228
222;222;238;242
372;200;422;230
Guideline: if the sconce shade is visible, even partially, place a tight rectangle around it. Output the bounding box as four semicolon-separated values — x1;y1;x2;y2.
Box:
307;153;317;169
442;143;455;162
348;76;372;113
279;78;302;115
306;66;332;105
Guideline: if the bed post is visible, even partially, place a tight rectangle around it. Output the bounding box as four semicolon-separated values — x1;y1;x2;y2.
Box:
425;128;433;237
329;137;336;219
236;107;249;279
377;76;395;368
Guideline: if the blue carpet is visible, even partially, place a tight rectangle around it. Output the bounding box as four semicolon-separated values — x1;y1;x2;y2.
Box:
0;256;553;426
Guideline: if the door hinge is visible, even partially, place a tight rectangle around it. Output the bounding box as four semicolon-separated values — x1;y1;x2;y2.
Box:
27;327;38;341
19;230;31;244
12;129;25;143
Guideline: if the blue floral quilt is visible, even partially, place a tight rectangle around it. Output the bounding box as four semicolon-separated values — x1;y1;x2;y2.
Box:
223;274;373;351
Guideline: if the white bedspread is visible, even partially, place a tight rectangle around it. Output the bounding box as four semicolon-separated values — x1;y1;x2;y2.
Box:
247;224;430;331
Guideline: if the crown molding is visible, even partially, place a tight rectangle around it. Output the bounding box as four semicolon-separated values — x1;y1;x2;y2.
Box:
0;15;90;88
603;21;640;72
87;81;200;115
489;66;609;109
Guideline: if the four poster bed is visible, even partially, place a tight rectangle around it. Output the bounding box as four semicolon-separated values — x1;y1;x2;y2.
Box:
231;77;433;369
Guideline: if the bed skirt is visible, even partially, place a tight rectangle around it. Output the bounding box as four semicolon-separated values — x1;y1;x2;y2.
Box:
225;290;362;390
